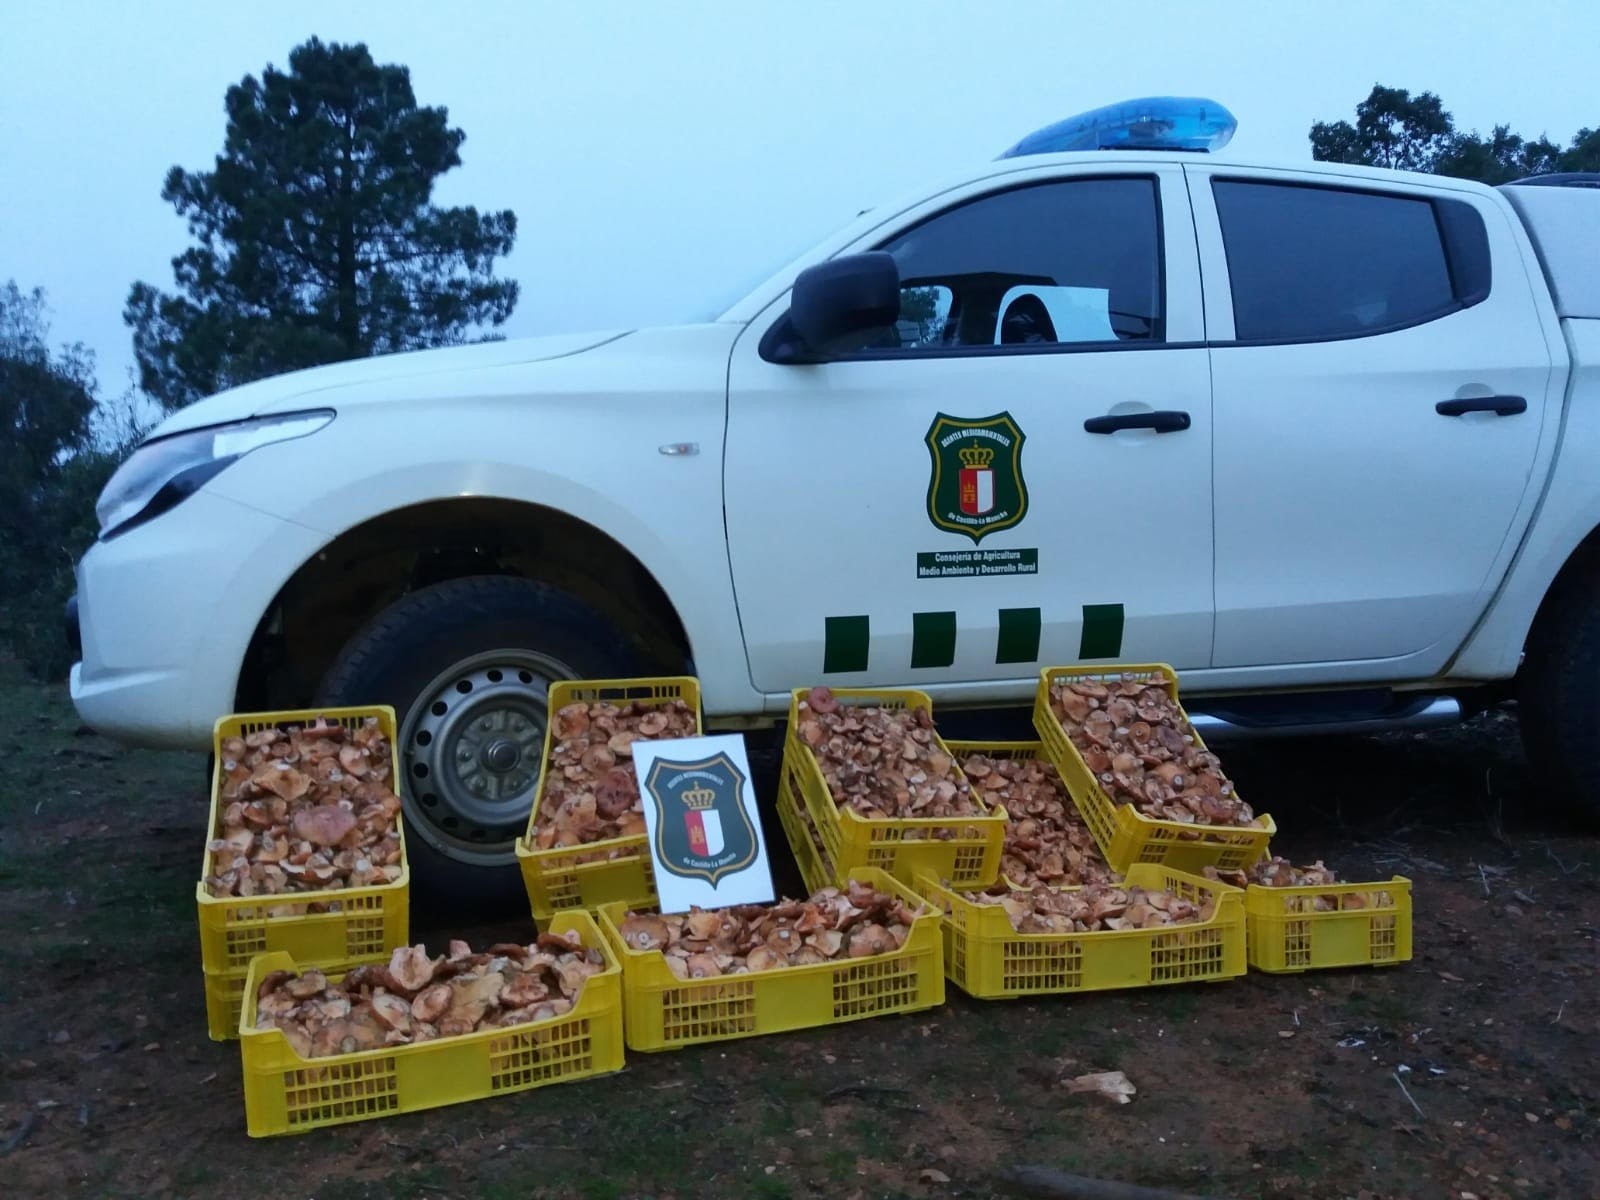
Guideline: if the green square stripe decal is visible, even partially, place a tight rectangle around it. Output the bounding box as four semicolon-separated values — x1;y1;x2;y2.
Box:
823;615;870;674
1079;603;1125;659
996;607;1041;664
911;611;957;668
822;605;1124;672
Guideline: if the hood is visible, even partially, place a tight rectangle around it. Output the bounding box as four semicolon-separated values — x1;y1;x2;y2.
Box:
149;329;630;439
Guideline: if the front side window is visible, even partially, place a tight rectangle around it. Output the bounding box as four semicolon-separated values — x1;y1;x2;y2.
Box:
1212;181;1478;342
843;177;1164;354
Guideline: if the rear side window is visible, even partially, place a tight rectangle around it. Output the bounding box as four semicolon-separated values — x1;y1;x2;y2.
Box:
1213;181;1488;342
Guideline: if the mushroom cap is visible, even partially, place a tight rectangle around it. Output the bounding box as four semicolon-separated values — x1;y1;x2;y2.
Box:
337;743;370;777
387;944;437;993
501;972;550;1007
685;910;723;940
248;762;310;802
745;945;785;971
291;804;358;848
410;983;452;1023
619;914;670;952
285;969;328;1000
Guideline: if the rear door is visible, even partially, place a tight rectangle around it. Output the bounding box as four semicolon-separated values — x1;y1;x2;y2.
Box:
724;166;1216;700
1188;167;1558;673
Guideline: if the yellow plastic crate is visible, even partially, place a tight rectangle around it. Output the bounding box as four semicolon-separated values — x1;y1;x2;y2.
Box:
596;867;944;1052
239;911;624;1136
775;757;835;895
914;865;1245;999
204;970;248;1041
197;707;410;980
785;688;1005;889
1246;876;1413;973
1032;665;1275;874
515;677;702;920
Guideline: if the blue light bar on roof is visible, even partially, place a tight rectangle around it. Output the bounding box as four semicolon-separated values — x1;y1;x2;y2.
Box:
998;96;1237;159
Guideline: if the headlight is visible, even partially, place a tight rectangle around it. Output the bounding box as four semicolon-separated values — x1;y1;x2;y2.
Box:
96;409;335;539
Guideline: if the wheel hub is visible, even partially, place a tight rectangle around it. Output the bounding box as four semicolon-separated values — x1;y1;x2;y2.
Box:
399;651;575;867
483;738;521;772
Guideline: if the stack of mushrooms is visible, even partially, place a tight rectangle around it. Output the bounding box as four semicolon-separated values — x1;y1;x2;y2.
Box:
204;717;404;902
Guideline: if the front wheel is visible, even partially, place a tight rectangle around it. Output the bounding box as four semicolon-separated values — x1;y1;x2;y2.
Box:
317;576;641;913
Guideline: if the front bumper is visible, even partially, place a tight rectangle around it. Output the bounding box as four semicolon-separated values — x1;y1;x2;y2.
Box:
69;489;327;749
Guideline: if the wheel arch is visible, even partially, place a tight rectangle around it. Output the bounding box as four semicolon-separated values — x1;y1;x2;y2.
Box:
1449;502;1600;682
1523;521;1600;650
234;497;693;711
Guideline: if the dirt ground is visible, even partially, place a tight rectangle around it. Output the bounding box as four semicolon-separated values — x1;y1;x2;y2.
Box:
0;661;1595;1200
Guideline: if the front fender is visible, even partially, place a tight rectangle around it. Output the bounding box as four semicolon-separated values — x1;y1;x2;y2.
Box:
200;324;761;714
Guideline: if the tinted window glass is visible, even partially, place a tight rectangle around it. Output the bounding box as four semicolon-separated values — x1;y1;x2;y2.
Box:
847;178;1163;353
1213;181;1457;341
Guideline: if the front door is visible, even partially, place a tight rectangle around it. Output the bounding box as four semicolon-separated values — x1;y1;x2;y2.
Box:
724;168;1216;700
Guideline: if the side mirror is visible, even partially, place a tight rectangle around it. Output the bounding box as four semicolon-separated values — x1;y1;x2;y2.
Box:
761;252;901;363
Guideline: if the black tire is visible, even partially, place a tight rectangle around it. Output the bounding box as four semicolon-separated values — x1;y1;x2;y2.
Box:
317;576;643;915
1518;560;1600;824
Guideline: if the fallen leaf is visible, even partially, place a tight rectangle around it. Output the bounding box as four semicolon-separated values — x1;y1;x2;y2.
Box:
1524;1112;1539;1124
919;1169;951;1184
142;1042;160;1052
1554;1117;1572;1130
795;1128;814;1138
822;1053;836;1064
1063;1070;1136;1104
1438;972;1466;983
1278;1030;1296;1039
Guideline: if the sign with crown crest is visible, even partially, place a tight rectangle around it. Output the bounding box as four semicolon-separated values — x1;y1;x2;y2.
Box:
633;734;774;911
925;412;1028;542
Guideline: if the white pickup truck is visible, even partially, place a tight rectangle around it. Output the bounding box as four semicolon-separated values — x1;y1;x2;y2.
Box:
69;99;1600;901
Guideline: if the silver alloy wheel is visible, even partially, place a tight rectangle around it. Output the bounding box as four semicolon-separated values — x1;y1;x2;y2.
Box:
398;648;575;867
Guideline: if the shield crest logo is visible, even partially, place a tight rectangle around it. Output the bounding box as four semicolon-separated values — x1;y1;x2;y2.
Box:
644;751;759;887
925;412;1028;542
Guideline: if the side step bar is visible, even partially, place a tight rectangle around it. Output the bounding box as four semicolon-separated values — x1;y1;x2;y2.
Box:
1187;694;1463;741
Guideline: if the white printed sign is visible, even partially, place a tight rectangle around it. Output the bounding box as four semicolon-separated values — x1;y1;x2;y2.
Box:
633;733;775;913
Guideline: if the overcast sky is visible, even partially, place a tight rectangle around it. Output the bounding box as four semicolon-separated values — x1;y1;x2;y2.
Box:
3;0;1597;407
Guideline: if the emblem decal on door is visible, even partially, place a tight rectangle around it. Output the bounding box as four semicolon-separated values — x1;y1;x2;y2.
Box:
644;751;759;886
924;412;1028;542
